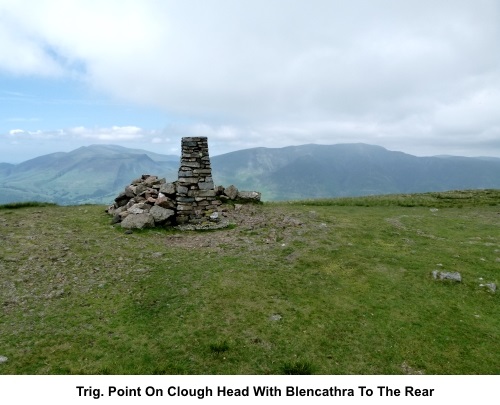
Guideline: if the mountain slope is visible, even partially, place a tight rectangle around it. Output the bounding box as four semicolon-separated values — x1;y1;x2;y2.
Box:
0;145;179;205
0;143;499;204
211;143;500;200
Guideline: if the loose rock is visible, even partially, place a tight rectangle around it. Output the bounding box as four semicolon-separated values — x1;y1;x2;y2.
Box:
479;283;496;293
224;185;239;200
120;213;155;229
149;206;175;223
237;190;262;202
432;270;462;282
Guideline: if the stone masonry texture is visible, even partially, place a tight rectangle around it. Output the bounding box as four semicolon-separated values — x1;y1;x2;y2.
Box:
176;137;221;224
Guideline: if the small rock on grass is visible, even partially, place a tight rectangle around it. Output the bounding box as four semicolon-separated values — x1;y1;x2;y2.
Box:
432;270;462;282
0;356;8;364
479;283;496;293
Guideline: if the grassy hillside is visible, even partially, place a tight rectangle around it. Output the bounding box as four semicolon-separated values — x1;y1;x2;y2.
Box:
0;145;179;205
0;190;498;374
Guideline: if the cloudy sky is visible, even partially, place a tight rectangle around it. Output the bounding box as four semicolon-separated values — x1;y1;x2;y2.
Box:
1;0;500;163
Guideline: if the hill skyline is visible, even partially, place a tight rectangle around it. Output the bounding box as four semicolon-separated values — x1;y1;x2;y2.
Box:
1;142;499;205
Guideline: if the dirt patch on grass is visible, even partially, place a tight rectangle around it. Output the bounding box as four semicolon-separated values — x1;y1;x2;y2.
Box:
162;204;310;252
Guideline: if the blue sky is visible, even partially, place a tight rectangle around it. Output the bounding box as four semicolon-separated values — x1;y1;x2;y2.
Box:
1;0;500;163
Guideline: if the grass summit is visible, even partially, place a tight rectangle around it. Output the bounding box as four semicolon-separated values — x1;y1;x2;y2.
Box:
0;190;498;374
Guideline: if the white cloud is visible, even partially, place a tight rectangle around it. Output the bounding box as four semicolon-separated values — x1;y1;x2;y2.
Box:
0;0;500;156
6;125;151;142
68;126;146;141
151;137;171;144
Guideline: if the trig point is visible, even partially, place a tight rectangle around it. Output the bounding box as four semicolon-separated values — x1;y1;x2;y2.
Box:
107;136;261;229
176;137;221;224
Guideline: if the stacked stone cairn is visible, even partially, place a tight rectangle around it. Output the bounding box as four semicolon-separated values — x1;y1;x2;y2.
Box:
107;174;177;229
106;136;261;229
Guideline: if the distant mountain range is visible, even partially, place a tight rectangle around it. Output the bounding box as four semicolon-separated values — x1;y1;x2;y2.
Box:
1;143;499;204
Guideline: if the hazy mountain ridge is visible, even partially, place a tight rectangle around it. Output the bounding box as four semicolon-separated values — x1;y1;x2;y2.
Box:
1;143;499;204
0;145;179;205
212;143;500;200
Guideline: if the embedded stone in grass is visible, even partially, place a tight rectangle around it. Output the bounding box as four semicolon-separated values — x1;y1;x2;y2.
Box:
479;283;496;293
401;361;424;375
432;270;462;282
269;314;282;321
0;356;8;364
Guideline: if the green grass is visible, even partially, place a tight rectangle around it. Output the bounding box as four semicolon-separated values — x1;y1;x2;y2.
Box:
288;188;500;208
282;360;315;375
0;201;57;209
0;191;498;374
209;340;230;354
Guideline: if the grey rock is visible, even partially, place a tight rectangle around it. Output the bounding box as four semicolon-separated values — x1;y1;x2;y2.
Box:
176;196;195;203
0;356;7;364
177;177;200;184
118;211;130;219
144;175;161;186
125;185;136;198
237;190;262;202
121;213;155;229
198;181;215;190
214;185;225;195
159;182;176;195
479;283;496;293
196;190;216;197
178;169;193;177
432;270;462;282
269;314;282;321
128;205;144;214
182;161;201;168
135;184;147;195
114;192;129;207
224;185;239;200
155;196;175;209
193;169;212;175
150;206;175;223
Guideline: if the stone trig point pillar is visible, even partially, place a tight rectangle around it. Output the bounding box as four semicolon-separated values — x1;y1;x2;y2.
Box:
176;137;221;224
